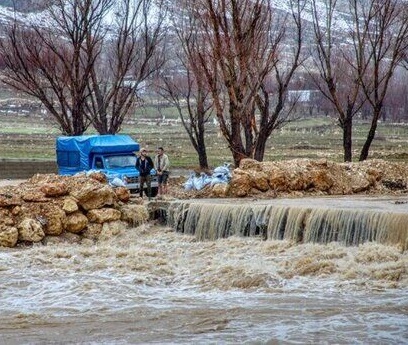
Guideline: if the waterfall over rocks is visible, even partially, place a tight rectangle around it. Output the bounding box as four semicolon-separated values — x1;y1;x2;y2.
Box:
167;197;408;250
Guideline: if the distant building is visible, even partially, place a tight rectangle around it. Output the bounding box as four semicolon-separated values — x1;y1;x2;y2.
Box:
288;90;319;103
122;76;146;94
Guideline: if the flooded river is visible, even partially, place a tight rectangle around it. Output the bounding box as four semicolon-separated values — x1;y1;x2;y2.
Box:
1;222;407;344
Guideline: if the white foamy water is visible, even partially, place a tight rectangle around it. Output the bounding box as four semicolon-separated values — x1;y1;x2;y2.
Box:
1;224;407;344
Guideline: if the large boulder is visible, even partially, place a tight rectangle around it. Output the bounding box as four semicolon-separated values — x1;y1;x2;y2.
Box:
20;203;66;235
62;197;79;213
114;187;131;203
40;182;68;197
308;169;334;192
65;211;88;234
0;209;15;227
71;185;116;210
239;158;263;171
211;183;229;198
266;167;289;192
87;171;108;184
87;208;122;224
228;169;252;197
249;170;270;192
0;225;18;247
18;218;45;242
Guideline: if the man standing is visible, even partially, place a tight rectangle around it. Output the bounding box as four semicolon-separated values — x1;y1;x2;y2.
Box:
154;146;170;195
135;148;154;199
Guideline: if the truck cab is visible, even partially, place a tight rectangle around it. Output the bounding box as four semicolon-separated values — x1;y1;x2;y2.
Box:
56;135;158;196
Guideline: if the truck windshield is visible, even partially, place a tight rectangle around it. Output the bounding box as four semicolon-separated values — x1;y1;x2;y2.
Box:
105;155;136;168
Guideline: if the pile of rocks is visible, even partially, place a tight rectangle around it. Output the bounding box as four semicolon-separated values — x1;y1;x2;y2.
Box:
178;158;408;198
0;173;148;247
2;158;407;247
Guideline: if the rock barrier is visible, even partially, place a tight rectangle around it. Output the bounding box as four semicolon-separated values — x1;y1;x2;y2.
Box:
178;158;408;198
0;172;148;247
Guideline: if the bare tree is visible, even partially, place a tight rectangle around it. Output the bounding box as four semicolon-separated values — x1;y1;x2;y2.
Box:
86;0;167;134
351;0;408;161
310;0;408;161
181;0;303;166
158;70;213;170
0;0;112;135
156;5;214;170
0;0;166;135
254;0;304;161
310;0;366;162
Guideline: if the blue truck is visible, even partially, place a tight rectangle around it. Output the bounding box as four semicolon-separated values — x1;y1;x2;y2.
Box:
56;134;158;196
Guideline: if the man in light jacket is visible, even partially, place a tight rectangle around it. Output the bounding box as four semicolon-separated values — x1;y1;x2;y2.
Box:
154;147;170;195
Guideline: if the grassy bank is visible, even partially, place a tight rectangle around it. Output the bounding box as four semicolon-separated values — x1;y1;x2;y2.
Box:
1;108;408;169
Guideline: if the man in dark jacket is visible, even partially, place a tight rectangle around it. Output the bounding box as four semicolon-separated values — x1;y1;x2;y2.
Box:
135;147;154;199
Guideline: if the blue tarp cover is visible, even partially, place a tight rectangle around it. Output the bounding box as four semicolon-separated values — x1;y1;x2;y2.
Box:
56;135;139;174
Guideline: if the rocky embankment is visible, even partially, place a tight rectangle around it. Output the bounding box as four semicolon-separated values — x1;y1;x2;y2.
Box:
0;173;148;248
1;158;408;248
171;158;408;198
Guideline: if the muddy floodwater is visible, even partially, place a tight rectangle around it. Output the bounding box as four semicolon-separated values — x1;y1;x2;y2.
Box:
1;215;407;344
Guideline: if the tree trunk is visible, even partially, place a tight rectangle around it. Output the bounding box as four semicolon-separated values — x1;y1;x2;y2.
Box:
343;114;353;162
254;131;268;162
229;105;245;167
198;146;209;170
359;114;379;161
197;126;209;170
359;106;381;161
230;128;246;167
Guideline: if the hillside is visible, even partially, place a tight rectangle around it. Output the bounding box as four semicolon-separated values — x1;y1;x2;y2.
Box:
0;0;47;12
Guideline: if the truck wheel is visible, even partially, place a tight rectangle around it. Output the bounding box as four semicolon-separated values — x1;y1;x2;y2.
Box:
150;187;158;197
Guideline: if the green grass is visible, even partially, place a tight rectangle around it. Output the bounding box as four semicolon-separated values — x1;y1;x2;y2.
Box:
1;108;408;168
